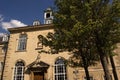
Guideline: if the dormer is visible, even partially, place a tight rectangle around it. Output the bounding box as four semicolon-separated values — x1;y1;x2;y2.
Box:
2;34;8;42
33;20;41;26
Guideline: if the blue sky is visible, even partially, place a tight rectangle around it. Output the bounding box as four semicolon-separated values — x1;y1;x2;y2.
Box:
0;0;54;34
0;0;113;35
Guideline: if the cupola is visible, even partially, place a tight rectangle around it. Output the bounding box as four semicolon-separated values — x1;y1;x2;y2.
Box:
44;7;53;24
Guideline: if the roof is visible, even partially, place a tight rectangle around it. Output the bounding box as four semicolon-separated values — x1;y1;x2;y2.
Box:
8;24;54;33
44;7;53;12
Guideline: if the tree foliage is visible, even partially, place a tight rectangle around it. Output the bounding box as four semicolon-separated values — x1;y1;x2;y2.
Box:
40;0;120;80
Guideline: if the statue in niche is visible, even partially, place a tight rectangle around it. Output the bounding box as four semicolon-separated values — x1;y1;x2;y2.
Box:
37;35;43;49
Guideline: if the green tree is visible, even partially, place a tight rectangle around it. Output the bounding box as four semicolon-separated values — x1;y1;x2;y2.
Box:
40;0;120;80
91;0;120;80
110;53;118;80
41;27;99;80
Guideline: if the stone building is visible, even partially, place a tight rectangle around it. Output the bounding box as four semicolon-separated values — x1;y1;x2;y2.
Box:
2;8;120;80
0;34;8;80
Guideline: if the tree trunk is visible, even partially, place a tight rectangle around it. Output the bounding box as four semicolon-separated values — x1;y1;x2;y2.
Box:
109;55;118;80
99;54;112;80
82;54;90;80
81;51;90;80
95;32;112;80
84;66;90;80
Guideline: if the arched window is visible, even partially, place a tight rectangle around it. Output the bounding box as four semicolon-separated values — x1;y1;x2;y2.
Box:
14;61;25;80
55;58;67;80
18;34;27;51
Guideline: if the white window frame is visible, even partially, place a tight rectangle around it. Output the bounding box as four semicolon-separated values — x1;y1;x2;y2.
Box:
17;34;27;51
54;58;67;80
13;61;24;80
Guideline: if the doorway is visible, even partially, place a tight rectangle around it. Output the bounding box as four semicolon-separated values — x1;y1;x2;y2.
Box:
34;72;44;80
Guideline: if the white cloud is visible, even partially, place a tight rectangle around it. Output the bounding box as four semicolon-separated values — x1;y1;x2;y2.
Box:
1;19;27;30
0;14;27;34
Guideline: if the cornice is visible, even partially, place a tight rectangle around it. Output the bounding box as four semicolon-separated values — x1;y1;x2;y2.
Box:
8;24;54;33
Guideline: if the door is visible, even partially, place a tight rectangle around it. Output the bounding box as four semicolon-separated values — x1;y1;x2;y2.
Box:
34;72;44;80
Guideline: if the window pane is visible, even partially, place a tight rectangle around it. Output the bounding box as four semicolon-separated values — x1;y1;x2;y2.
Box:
14;61;24;80
18;34;27;51
58;75;64;80
55;58;67;80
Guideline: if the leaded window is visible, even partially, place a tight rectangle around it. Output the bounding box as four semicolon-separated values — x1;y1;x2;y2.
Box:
55;58;67;80
13;61;24;80
18;34;27;51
